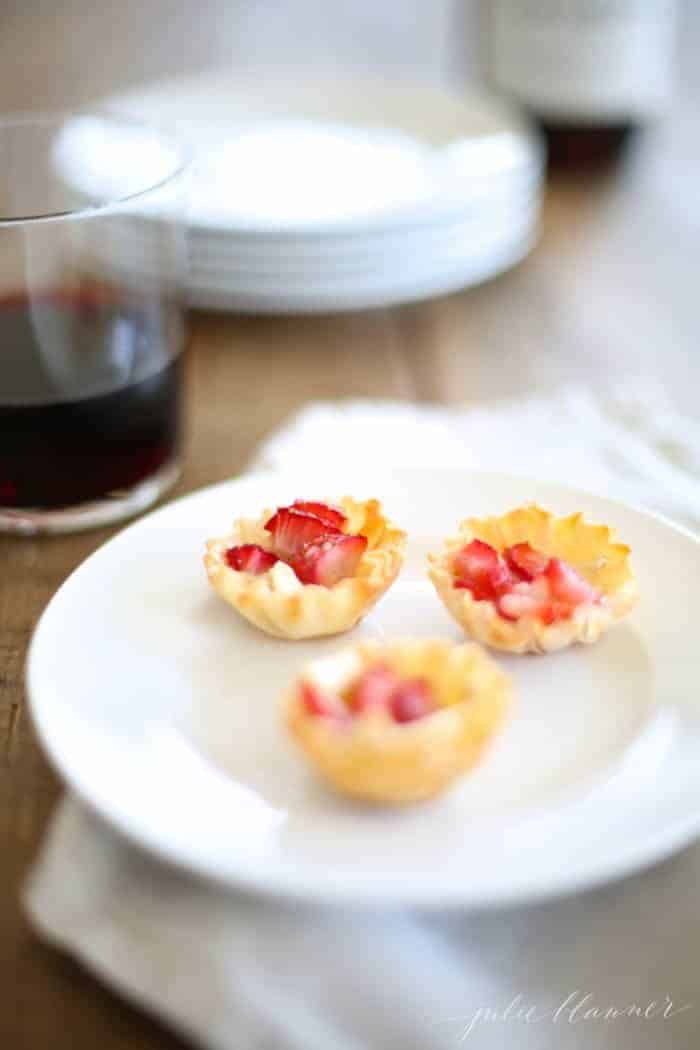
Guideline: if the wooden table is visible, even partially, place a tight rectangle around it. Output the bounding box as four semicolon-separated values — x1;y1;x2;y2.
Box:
3;139;699;1047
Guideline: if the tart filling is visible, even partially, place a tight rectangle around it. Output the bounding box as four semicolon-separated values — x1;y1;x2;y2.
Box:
286;639;512;803
429;504;638;654
205;497;405;639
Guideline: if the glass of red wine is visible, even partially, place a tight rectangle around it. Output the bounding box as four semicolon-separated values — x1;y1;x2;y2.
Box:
0;112;188;534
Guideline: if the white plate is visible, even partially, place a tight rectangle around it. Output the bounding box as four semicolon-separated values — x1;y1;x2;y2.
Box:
27;470;700;910
106;71;543;235
183;168;542;249
190;193;541;271
96;220;537;313
186;228;536;312
94;71;542;311
189;207;539;286
98;188;539;273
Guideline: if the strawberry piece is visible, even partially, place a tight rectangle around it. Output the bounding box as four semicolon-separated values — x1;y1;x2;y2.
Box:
389;678;436;724
453;539;513;600
347;664;401;714
225;543;278;574
540;602;574;626
290;532;367;587
264;506;341;560
496;590;540;622
291;501;346;529
496;576;551;621
514;575;551;602
299;681;346;719
544;558;597;605
504;542;549;581
456;579;508;601
453;538;499;580
486;546;596;625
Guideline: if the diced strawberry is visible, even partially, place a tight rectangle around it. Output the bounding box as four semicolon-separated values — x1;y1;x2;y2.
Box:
290;532;367;587
488;549;596;625
520;575;551;601
264;506;341;560
299;681;346;719
291;501;347;529
458;579;506;601
496;575;551;621
347;664;401;714
496;589;541;622
225;543;278;574
544;558;597;605
389;678;436;724
453;539;513;600
453;538;499;579
504;542;550;581
540;602;574;626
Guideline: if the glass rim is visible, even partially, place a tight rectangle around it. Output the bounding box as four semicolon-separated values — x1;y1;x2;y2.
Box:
0;108;190;226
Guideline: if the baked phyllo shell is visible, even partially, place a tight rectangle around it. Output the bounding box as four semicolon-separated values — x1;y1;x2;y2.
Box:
205;497;406;640
429;504;638;654
286;639;512;803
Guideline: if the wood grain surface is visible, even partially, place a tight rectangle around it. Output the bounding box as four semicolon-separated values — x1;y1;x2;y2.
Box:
3;5;700;1044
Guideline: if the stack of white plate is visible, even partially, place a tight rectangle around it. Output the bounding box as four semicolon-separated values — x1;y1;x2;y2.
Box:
104;72;543;313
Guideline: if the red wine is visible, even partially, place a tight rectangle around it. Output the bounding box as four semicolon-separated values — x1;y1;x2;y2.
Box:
0;289;184;510
538;121;635;172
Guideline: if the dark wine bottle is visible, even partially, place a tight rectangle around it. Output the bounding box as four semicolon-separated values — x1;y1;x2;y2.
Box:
484;0;677;172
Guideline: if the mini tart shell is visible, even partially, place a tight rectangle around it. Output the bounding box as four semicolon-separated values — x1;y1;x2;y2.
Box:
286;639;512;804
428;504;639;655
204;497;406;640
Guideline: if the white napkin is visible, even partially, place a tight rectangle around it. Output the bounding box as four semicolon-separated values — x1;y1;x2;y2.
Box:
25;384;700;1050
254;382;700;531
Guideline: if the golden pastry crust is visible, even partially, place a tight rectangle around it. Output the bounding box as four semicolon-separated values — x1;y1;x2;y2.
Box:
204;497;406;639
428;504;639;655
286;639;512;804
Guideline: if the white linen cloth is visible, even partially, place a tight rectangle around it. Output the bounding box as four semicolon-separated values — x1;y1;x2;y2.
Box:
25;384;700;1050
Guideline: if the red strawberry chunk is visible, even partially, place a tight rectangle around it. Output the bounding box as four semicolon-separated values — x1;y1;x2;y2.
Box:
347;664;401;714
544;558;597;605
453;538;499;580
540;601;575;626
504;542;550;581
517;575;551;602
497;589;540;622
453;539;513;600
451;536;599;625
291;532;367;587
225;543;278;574
291;500;346;529
389;678;436;724
496;574;550;619
264;506;341;560
300;681;346;719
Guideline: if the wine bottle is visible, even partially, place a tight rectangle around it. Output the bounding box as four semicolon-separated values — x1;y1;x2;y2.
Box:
485;0;677;170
